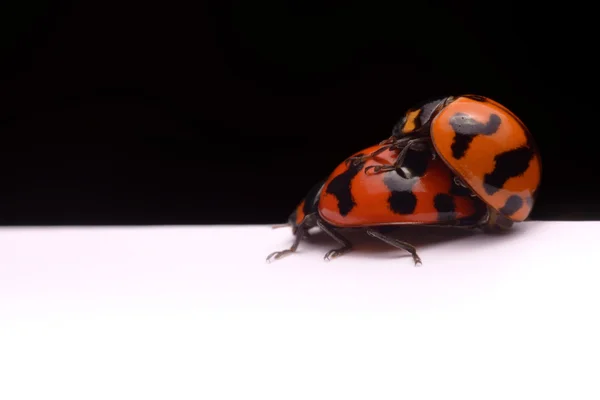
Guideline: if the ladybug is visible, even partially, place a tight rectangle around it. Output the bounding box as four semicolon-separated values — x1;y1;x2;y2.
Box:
267;143;505;265
348;94;542;222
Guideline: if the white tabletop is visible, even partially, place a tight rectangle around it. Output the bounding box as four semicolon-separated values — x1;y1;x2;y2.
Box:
1;222;599;399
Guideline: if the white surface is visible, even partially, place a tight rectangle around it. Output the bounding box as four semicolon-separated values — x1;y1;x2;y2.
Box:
1;222;599;399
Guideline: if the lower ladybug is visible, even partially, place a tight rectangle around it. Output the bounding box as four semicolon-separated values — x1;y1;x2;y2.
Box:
267;143;507;265
348;94;542;223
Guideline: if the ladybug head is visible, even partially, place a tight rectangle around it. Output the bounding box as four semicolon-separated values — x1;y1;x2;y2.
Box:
391;96;454;139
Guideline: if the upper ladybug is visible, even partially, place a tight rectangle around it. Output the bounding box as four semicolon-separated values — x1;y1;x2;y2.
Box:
352;94;542;222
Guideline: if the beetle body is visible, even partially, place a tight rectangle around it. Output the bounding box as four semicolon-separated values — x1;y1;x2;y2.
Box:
268;144;507;265
318;144;486;228
362;94;541;222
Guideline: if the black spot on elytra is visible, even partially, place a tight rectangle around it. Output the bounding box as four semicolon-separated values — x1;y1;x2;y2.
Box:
302;179;325;216
449;113;502;159
388;191;418;214
324;155;365;216
433;193;456;221
382;149;432;214
383;170;419;215
483;146;534;195
451;136;474;159
499;195;523;216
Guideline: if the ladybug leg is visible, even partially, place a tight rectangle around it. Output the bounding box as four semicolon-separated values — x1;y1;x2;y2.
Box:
363;143;410;174
315;218;353;261
365;229;422;265
345;144;393;166
391;137;432;169
364;143;412;174
266;224;307;263
364;164;396;174
364;137;432;175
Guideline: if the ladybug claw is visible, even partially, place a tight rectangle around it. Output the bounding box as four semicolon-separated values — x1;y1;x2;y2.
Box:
324;250;339;261
345;156;365;166
323;246;351;262
266;250;293;263
364;165;377;175
364;165;395;175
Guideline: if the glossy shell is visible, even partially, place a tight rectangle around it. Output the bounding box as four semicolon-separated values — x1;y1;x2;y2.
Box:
430;95;541;221
317;144;486;228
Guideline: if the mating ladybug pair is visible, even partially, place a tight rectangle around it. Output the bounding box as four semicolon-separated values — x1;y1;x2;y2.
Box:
267;94;542;265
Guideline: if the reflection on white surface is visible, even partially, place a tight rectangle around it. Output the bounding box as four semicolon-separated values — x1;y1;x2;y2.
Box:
1;222;599;399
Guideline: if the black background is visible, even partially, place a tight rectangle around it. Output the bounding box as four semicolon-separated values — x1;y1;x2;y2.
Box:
0;1;596;225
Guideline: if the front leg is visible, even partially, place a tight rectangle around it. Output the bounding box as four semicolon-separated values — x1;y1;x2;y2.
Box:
364;137;433;176
344;144;394;166
266;224;306;263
